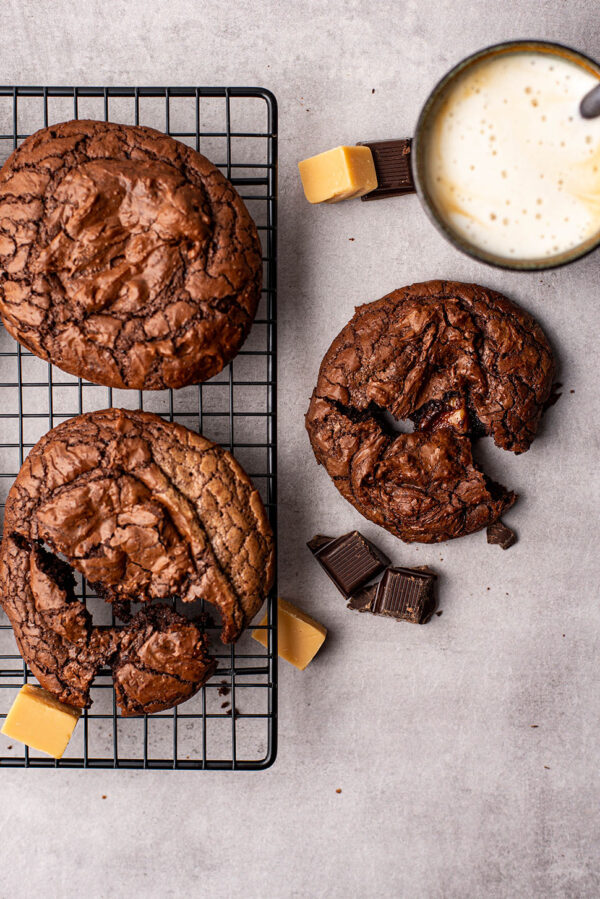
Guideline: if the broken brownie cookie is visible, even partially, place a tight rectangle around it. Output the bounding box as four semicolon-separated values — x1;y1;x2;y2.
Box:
305;280;555;543
0;409;274;714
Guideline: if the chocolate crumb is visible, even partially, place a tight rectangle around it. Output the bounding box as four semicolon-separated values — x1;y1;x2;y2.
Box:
371;89;375;93
336;788;342;793
436;610;443;617
570;389;575;393
530;725;539;728
225;708;241;717
218;682;230;697
221;701;230;709
487;520;517;549
6;745;12;750
544;766;550;769
349;238;355;241
101;795;107;799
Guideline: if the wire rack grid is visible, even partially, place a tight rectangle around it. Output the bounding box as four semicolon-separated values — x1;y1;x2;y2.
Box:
0;85;278;770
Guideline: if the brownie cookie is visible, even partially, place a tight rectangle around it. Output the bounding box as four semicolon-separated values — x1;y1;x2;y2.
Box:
0;409;274;713
0;119;262;389
306;281;555;543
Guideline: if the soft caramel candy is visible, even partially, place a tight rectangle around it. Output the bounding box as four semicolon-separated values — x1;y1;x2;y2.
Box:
298;145;378;203
252;598;327;670
1;684;81;758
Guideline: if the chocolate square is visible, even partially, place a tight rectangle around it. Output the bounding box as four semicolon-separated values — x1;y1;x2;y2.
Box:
307;530;390;598
371;567;437;624
358;138;415;200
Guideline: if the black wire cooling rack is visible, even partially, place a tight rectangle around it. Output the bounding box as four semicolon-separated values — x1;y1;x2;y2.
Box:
0;86;278;770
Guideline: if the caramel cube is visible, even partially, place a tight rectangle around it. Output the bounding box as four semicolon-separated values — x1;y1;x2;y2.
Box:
252;598;327;670
1;684;81;758
298;145;378;203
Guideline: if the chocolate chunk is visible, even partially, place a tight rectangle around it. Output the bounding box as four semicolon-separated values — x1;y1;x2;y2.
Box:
358;138;415;200
346;583;378;613
307;531;390;597
486;520;517;550
307;534;335;554
371;567;437;624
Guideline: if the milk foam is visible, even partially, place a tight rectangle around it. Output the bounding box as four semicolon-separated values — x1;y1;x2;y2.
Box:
424;51;600;260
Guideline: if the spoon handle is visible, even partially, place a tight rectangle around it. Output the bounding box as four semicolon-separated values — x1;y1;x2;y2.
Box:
580;83;600;118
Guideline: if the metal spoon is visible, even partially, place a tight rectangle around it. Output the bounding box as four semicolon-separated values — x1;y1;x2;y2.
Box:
580;83;600;118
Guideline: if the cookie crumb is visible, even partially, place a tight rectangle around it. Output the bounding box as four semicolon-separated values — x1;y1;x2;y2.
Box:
371;88;375;94
221;701;230;709
544;765;550;769
530;725;539;728
436;610;443;617
569;389;575;393
348;237;355;241
101;794;107;799
336;788;342;793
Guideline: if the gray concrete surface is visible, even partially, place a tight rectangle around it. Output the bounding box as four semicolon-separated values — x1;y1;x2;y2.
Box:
0;1;599;896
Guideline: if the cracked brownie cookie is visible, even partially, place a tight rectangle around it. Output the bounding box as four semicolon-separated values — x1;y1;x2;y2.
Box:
0;409;274;714
0;119;262;389
305;280;555;543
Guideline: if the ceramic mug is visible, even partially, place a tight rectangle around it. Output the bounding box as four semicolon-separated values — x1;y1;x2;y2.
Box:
398;40;600;271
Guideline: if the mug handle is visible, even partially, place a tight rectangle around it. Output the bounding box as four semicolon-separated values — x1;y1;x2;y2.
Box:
358;138;416;201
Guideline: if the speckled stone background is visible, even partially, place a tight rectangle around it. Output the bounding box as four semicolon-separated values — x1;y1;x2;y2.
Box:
1;2;599;897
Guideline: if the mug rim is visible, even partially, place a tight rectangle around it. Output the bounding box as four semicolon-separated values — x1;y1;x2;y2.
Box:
412;39;600;272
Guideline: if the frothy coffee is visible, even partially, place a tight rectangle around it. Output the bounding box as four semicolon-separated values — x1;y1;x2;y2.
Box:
423;51;600;261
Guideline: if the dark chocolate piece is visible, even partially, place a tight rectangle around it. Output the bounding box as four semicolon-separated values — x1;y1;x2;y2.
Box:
371;567;437;624
307;530;390;597
358;138;415;201
307;534;334;554
486;520;517;550
347;583;378;613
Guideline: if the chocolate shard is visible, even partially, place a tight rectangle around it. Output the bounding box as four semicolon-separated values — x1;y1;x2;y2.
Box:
307;534;334;554
486;520;517;550
358;138;415;201
371;567;437;624
347;583;378;613
307;530;390;597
